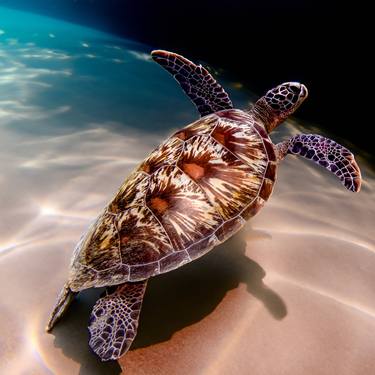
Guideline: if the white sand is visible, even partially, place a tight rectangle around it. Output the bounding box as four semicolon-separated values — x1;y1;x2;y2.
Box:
0;120;374;375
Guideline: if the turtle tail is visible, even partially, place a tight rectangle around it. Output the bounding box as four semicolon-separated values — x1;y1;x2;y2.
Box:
46;283;77;332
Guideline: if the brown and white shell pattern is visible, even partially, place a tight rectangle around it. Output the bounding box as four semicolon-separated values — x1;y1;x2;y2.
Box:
68;109;277;291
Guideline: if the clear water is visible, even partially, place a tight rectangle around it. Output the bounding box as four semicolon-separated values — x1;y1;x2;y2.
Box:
1;6;374;375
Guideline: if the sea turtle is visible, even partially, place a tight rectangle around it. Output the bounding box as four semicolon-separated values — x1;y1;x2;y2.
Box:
46;50;362;361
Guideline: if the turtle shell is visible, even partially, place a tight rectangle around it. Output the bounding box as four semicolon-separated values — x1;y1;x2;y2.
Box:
69;109;277;291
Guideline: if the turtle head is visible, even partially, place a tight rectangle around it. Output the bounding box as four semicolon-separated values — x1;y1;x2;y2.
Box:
252;82;308;133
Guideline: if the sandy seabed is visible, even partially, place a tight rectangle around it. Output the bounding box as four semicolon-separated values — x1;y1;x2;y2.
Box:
0;118;374;375
118;127;375;375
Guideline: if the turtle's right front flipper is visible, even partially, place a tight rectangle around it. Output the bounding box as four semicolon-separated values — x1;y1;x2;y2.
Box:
276;134;362;192
88;280;148;361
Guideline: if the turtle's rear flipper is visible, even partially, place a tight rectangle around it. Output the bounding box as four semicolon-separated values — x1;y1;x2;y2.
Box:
88;280;148;361
276;134;362;192
46;283;77;332
151;50;233;117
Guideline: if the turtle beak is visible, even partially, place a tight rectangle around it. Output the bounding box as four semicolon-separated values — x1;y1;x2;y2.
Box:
300;84;308;99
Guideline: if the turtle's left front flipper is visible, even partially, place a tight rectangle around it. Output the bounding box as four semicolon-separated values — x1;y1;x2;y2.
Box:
151;50;233;116
88;280;148;361
276;134;362;192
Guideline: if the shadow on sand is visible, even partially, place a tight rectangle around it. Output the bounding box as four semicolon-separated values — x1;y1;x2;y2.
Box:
51;228;287;374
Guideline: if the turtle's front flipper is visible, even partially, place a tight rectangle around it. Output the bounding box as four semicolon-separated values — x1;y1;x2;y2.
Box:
151;50;233;116
88;280;148;361
276;134;362;192
46;283;77;332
